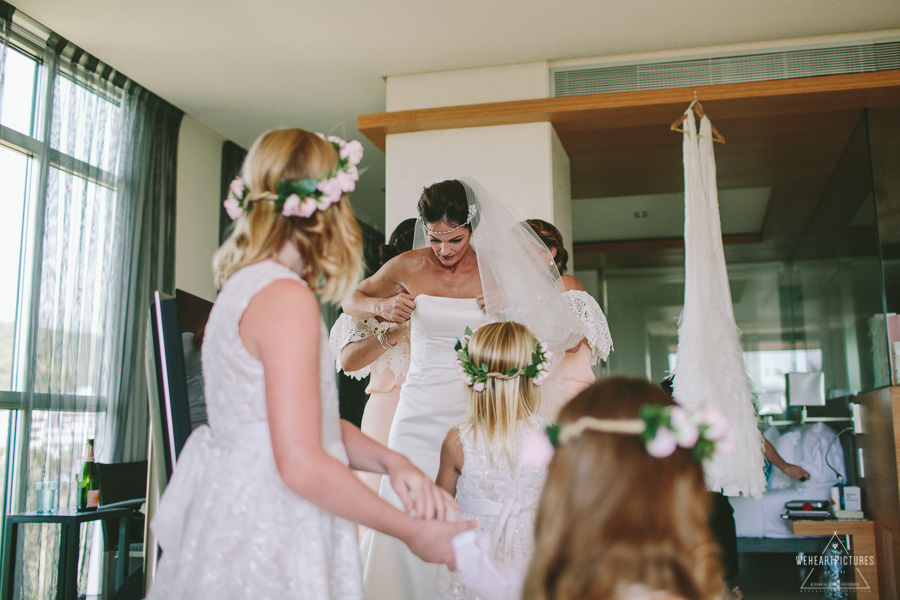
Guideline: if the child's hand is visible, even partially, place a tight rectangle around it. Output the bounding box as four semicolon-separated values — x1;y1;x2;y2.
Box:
405;518;476;567
387;456;459;520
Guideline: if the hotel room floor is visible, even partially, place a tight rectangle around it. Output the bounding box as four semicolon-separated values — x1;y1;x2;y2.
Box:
733;551;844;599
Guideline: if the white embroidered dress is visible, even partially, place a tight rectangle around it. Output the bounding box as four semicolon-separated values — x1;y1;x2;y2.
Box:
435;419;548;600
148;261;363;600
328;313;410;391
547;289;613;409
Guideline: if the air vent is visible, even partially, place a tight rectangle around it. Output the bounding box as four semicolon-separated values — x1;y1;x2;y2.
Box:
552;41;900;97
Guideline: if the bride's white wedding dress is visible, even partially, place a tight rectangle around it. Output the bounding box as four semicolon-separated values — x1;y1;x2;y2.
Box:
361;294;487;600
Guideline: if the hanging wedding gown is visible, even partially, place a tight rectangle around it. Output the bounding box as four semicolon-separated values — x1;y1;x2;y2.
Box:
672;111;766;498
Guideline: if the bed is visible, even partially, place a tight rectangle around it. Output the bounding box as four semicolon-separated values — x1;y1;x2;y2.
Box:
729;422;848;553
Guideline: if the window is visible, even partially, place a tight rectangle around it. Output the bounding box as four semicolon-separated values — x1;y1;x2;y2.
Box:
1;21;125;599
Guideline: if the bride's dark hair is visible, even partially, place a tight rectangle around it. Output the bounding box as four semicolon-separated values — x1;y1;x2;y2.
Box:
418;179;478;230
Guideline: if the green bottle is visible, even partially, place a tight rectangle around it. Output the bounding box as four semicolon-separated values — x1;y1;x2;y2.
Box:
77;438;98;511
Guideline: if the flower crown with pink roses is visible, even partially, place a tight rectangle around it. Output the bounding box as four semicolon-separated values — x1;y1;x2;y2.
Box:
520;404;732;469
454;326;552;392
223;134;364;221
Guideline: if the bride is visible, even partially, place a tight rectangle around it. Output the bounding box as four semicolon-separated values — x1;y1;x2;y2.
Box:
344;178;583;600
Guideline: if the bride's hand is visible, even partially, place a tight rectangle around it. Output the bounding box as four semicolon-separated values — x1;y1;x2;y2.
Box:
378;293;416;323
387;455;459;520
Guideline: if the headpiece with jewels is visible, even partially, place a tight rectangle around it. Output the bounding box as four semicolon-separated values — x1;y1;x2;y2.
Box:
423;204;478;235
455;326;552;392
519;404;733;468
223;134;364;221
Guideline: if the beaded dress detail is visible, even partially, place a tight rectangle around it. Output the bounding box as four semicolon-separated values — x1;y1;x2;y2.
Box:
435;418;548;600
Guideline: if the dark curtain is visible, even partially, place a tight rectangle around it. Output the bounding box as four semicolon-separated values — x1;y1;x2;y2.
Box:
2;12;182;595
110;86;184;462
219;140;247;244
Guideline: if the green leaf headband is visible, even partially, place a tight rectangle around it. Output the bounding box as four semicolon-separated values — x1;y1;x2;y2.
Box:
520;404;733;468
223;134;365;220
454;326;553;392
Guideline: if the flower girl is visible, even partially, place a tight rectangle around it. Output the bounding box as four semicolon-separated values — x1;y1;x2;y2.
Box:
148;128;470;600
434;321;553;600
453;376;730;600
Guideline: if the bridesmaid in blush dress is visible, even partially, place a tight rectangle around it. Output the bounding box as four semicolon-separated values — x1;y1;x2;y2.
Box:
527;219;612;410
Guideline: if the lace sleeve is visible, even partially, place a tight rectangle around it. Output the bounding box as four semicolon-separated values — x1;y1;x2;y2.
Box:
327;313;380;380
563;290;613;363
375;324;411;380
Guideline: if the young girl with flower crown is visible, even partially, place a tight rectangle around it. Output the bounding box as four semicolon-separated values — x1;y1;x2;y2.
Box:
434;321;553;600
451;376;731;600
148;128;472;600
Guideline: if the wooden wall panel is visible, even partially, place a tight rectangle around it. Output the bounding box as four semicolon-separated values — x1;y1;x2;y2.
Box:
857;386;900;595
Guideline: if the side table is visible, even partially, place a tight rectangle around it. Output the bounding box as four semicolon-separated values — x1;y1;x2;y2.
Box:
1;506;133;600
792;519;879;598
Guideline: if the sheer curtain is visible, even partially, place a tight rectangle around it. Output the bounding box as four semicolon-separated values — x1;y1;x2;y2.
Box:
0;7;182;596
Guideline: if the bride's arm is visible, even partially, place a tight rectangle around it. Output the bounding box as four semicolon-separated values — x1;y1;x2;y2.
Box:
343;255;416;322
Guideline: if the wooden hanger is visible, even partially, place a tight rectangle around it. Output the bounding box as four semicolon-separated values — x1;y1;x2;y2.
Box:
670;92;726;144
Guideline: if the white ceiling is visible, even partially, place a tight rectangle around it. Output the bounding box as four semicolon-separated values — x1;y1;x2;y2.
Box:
13;0;900;231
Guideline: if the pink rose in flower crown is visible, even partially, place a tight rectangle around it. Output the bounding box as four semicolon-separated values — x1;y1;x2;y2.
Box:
696;406;730;441
472;381;485;393
229;177;245;197
340;139;364;165
299;197;318;218
520;428;555;469
335;170;357;194
645;428;678;458
669;406;700;448
281;194;301;217
317;178;344;207
223;197;243;220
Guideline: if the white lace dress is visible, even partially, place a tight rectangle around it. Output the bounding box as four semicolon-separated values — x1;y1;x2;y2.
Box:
435;419;548;600
148;261;363;600
554;290;613;405
328;313;410;386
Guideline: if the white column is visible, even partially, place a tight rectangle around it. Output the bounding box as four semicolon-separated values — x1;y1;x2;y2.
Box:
382;64;573;260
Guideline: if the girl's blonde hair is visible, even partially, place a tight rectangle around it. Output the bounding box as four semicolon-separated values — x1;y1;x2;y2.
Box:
523;377;722;600
213;128;362;302
464;321;540;463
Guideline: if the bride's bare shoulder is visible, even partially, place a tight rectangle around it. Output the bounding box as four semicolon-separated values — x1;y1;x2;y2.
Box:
392;248;433;270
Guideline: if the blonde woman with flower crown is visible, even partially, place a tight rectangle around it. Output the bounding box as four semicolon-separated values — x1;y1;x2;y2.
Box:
451;377;730;600
148;129;472;600
433;321;551;600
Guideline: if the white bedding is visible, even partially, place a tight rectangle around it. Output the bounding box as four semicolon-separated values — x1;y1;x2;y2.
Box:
729;423;846;538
